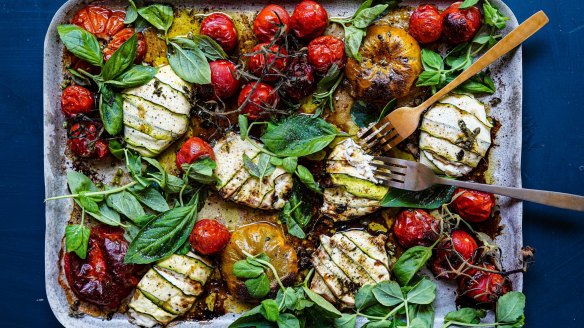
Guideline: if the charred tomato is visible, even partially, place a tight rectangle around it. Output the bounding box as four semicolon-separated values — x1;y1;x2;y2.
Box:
176;137;216;172
254;4;291;42
393;209;440;248
458;262;510;305
64;226;144;308
409;5;443;44
67;122;109;159
189;219;231;255
441;2;482;44
103;28;147;63
290;0;329;40
200;13;238;53
307;35;346;74
209;60;240;100
451;188;496;223
431;230;478;280
281;55;316;101
248;43;289;82
238;82;279;120
61;85;94;117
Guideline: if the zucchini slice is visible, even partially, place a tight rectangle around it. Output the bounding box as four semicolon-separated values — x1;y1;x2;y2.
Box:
137;269;195;315
157;254;213;284
129;290;175;326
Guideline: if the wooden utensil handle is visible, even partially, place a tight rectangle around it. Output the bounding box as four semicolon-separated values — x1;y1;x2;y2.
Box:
437;178;584;212
417;11;549;112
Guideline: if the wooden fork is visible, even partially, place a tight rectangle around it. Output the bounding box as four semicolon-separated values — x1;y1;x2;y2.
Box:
358;11;549;152
372;156;584;211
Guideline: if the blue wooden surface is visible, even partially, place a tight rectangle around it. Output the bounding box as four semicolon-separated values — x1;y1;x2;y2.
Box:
0;0;582;327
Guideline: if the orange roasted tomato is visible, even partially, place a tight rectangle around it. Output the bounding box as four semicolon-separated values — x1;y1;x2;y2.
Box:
393;209;440;248
238;82;279;120
458;262;510;305
441;2;482;44
221;223;298;302
209;60;241;100
175;137;216;172
290;0;328;40
409;5;443;44
451;188;496;223
61;85;94;117
254;4;291;42
430;230;478;280
248;43;289;81
190;219;231;255
103;27;147;63
67;122;109;159
307;35;346;74
200;13;238;53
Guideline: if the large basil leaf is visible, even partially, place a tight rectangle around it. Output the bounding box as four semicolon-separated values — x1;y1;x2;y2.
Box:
129;186;169;212
102;33;138;81
372;281;403;307
352;4;388;28
406;278;436;305
106;191;145;222
260;115;339;157
107;65;158;88
124;0;139;24
380;185;456;209
99;86;124;136
85;203;121;226
392;246;433;286
174;35;227;61
344;26;365;62
137;4;173;32
57;24;103;67
168;42;211;84
65;224;90;259
67;171;102;201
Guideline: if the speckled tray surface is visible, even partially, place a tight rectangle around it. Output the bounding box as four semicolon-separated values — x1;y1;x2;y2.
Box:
44;0;523;327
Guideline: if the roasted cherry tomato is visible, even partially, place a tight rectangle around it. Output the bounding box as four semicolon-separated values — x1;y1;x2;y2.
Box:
281;55;316;101
64;226;144;308
200;13;238;53
441;2;482;44
254;4;291;42
458;262;510;305
61;85;94;117
248;43;289;82
431;230;478;279
176;137;216;172
189;219;231;255
72;6;126;40
409;5;443;44
67;122;109;159
451;188;496;223
209;60;240;100
307;35;346;74
103;28;147;63
393;209;440;248
291;1;328;40
238;82;279;120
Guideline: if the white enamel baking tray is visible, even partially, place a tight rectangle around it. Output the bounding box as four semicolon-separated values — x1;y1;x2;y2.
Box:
44;0;523;326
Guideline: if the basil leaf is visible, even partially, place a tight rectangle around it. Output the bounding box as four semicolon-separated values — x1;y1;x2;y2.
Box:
416;70;442;87
380;185;456;209
355;284;377;310
245;272;271;298
409;317;430;328
363;320;394;328
353;0;373;18
277;313;300;328
483;1;509;29
295;165;321;194
67;171;102;201
302;286;342;318
459;0;479;9
344;26;365;61
108;140;124;160
352;4;388;28
124;221;141;242
458;73;496;94
260;299;280;322
65;224;90;259
316;64;342;94
282;287;299;310
102;33;138;81
412;304;435;328
281;184;313;239
233;260;264;279
444;307;486;324
124;0;139;24
137;4;173;32
68;68;91;86
78;193;99;213
130;186;169;212
372;281;404;307
282;157;298;174
351;100;378;128
134;16;150;32
496;292;526;324
181;35;228;61
239;115;249;140
86;203;121;226
182;157;218;185
106;190;145;221
243;153;275;180
406;278;436;305
378;99;397;122
261;115;339;157
99;86;124;136
168;42;211;84
228;305;272;328
362;304;391;317
421;49;444;71
334;313;356;328
107;65;158;88
392;245;433;285
57;24;103;67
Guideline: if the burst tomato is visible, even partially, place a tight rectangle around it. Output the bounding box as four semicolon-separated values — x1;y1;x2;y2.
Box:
64;226;144;308
61;85;94;117
248;43;288;82
238;82;279;120
281;55;316;100
200;13;238;53
291;0;328;40
67;122;109;159
393;209;440;248
176;137;216;172
72;6;126;40
189;219;231;255
458;262;510;305
451;188;496;223
254;4;291;42
103;28;147;63
441;2;482;44
409;5;443;44
209;60;240;100
307;35;346;74
431;230;478;279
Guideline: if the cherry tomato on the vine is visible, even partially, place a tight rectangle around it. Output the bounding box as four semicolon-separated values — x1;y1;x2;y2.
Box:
61;85;94;117
458;262;510;305
176;137;216;172
441;2;482;44
431;230;478;280
290;0;328;40
409;5;443;44
67;122;109;159
451;188;496;223
200;13;239;53
307;35;346;74
103;28;147;63
248;43;289;82
393;209;440;248
281;55;316;101
209;60;240;100
238;82;279;120
254;4;291;42
189;219;231;255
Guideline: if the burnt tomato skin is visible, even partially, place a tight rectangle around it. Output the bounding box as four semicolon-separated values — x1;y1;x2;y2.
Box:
451;188;496;223
61;85;94;117
393;209;440;248
458;262;510;305
189;219;231;255
430;230;478;280
409;5;443;44
254;4;291;42
64;226;144;308
238;82;280;120
67;122;109;159
441;2;482;44
176;137;216;172
281;55;316;101
307;35;346;74
290;0;329;40
210;60;241;100
103;28;147;63
248;43;289;82
200;13;239;53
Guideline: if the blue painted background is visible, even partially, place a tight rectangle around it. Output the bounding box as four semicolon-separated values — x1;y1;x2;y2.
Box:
0;0;582;326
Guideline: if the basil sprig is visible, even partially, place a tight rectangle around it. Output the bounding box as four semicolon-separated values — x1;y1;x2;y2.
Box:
380;185;457;209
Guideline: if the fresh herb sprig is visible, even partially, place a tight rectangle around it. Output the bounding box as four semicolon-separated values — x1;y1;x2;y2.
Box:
442;292;526;328
311;64;344;117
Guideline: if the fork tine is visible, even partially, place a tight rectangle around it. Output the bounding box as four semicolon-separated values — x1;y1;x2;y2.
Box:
373;156;409;167
374;169;405;182
374;175;407;189
360;121;394;150
371;162;407;175
383;134;406;150
374;131;401;152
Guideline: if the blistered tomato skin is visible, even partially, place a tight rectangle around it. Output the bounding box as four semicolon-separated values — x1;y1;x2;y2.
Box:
441;2;482;44
393;209;440;248
61;85;94;117
64;226;144;308
72;6;112;38
281;56;316;101
248;43;289;82
189;219;231;255
458;263;510;305
409;5;443;44
67;122;110;159
200;13;239;53
431;230;478;280
254;4;291;42
176;137;216;172
291;0;329;40
451;188;496;223
209;60;241;100
238;82;279;120
307;35;346;74
103;28;147;63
